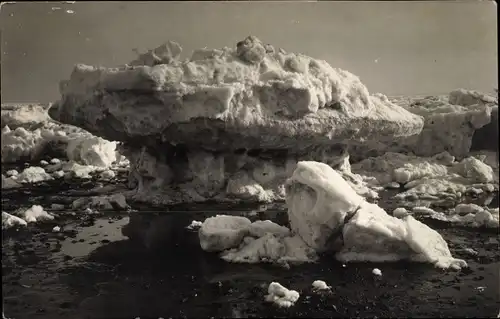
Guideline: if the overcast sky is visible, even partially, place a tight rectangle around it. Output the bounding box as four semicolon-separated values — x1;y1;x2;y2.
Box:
0;1;497;103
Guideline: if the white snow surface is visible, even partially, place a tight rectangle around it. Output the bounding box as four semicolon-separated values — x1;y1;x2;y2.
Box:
265;282;300;308
286;161;364;251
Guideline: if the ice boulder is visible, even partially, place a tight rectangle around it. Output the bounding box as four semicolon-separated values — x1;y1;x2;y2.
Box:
196;160;466;270
198;215;316;264
50;36;423;204
285;161;467;269
66;136;117;167
198;215;252;252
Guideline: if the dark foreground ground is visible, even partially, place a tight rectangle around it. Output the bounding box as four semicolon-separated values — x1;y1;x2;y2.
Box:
2;164;500;319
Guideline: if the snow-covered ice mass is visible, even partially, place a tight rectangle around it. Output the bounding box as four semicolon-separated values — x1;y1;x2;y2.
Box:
2;35;498;314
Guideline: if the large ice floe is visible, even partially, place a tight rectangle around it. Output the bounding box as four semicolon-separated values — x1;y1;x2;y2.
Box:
1;104;119;166
374;90;498;160
198;161;467;270
1;103;129;189
351;151;498;206
49;36;425;204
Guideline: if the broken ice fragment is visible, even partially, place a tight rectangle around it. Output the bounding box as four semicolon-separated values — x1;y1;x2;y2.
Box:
21;205;54;223
312;280;331;291
372;268;382;276
186;220;203;230
265;282;300;308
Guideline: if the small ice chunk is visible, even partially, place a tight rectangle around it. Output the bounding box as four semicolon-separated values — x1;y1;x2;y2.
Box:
21;205;54;223
100;169;116;179
372;268;382;276
52;226;61;232
52;170;65;178
265;282;300;308
312;280;330;291
40;160;49;166
50;158;61;164
6;170;18;177
393;207;409;218
2;211;27;229
186;220;203;230
16;166;53;183
198;215;251;252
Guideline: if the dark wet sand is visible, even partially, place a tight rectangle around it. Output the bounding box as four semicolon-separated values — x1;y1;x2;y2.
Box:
2;163;499;319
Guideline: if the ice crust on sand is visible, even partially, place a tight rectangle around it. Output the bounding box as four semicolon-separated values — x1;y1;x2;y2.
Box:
265;282;300;308
199;161;466;270
50;36;424;204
